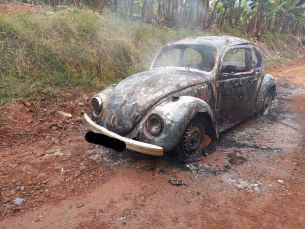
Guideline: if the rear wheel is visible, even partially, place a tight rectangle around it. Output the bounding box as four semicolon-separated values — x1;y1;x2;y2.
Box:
174;118;205;163
262;92;272;115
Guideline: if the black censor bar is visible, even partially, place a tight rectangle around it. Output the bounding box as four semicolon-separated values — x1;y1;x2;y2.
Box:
85;131;126;152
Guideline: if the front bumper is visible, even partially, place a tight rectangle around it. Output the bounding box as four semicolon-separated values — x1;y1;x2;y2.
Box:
84;113;163;156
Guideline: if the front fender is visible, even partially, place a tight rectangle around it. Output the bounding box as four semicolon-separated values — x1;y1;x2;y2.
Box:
133;96;216;152
255;74;276;112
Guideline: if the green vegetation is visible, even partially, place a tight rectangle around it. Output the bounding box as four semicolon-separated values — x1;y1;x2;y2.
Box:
0;7;303;104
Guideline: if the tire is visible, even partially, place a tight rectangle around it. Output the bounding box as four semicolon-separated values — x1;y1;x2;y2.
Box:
174;118;205;163
262;92;273;115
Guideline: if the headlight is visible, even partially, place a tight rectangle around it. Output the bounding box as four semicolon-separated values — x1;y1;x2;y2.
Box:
92;97;103;114
146;114;163;136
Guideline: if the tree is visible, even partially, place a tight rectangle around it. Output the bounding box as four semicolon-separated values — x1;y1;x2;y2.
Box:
235;0;242;26
207;0;220;28
229;0;235;27
129;0;134;18
220;0;230;28
142;0;148;19
187;0;196;26
146;0;155;23
273;0;296;33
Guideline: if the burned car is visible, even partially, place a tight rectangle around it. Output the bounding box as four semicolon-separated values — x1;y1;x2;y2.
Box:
84;36;276;162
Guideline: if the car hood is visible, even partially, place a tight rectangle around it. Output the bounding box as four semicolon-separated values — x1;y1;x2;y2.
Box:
103;68;211;136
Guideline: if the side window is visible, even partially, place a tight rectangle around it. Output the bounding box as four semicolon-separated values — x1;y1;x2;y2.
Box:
253;48;262;68
182;48;202;65
222;48;253;73
222;48;245;73
155;49;181;68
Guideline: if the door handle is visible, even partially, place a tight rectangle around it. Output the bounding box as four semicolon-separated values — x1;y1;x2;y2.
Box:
249;78;257;83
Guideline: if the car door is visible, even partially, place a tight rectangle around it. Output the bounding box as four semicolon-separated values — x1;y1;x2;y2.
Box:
249;46;264;112
216;45;256;129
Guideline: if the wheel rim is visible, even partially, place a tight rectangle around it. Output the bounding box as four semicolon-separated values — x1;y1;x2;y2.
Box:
263;94;272;115
183;125;202;157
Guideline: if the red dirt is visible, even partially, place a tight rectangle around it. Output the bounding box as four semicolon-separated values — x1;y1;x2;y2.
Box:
1;58;305;228
0;95;113;216
0;58;305;228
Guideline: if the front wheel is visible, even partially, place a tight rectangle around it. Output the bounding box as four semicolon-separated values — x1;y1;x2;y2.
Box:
262;92;273;115
174;118;205;163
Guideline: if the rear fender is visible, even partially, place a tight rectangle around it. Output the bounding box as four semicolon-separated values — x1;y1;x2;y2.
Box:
255;74;276;112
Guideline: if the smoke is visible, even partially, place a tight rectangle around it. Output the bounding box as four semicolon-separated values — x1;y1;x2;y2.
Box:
96;9;212;84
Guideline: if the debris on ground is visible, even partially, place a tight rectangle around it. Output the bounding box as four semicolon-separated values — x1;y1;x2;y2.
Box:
57;111;72;118
88;154;100;162
82;94;89;101
169;179;186;186
203;135;212;148
17;98;32;107
222;174;263;192
1;59;305;228
13;198;26;205
76;203;85;208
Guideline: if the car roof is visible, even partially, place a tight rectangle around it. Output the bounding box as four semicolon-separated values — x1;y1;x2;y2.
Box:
168;36;252;49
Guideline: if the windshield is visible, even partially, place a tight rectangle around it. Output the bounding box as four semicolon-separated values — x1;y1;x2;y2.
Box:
153;45;217;72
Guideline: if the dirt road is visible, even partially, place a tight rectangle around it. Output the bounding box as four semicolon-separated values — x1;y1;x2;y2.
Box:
1;58;305;228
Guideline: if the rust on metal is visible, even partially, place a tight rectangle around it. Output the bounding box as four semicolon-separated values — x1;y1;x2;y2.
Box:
88;36;276;156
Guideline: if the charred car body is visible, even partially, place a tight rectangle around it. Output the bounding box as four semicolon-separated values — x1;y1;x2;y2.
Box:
84;36;276;162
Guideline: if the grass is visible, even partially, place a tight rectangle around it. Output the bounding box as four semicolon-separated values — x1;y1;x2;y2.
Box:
0;8;205;104
0;7;303;104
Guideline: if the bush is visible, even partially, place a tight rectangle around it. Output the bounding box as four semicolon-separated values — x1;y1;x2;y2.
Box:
0;8;302;104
